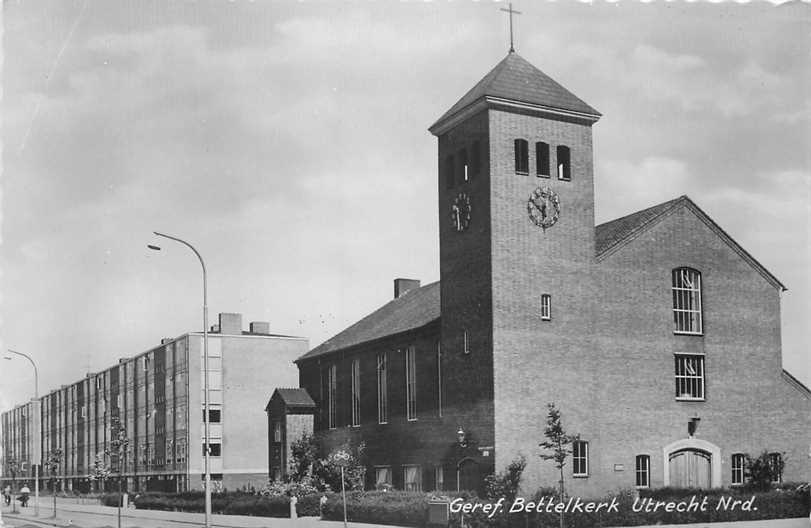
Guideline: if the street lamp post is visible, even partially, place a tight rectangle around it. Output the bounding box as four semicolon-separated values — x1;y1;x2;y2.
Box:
148;232;211;528
6;349;40;517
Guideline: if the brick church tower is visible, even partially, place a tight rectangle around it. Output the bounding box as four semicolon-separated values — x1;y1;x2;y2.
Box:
429;51;602;489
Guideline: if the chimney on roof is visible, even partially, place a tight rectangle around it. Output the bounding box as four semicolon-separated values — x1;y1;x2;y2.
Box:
394;278;421;299
249;321;270;334
210;324;220;333
218;313;242;335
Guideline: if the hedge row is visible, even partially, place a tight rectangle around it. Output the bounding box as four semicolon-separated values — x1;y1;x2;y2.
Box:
324;488;808;528
98;491;328;517
99;487;809;526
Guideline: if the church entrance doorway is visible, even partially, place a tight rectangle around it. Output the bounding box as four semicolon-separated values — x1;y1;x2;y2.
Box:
457;458;479;492
668;449;711;488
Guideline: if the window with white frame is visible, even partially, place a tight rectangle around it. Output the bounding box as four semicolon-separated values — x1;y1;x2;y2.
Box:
405;346;417;421
768;452;783;483
351;359;360;427
675;354;705;400
463;329;470;354
731;453;745;485
672;268;703;334
572;440;588;477
327;364;337;429
403;465;422;491
540;294;552;320
375;466;392;489
635;455;650;487
377;353;388;424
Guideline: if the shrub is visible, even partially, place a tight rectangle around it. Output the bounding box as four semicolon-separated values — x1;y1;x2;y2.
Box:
321;491;431;527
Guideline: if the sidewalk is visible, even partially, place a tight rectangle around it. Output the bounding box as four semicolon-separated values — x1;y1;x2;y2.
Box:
1;499;381;528
3;499;808;528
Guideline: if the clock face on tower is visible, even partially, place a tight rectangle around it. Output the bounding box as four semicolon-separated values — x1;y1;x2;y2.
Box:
450;192;472;232
527;187;560;230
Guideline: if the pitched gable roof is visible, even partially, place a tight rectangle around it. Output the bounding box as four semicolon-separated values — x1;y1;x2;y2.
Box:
267;388;316;410
596;195;786;291
296;281;441;363
430;52;600;133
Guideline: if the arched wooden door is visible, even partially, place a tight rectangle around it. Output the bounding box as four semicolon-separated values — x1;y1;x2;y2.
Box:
457;458;479;492
669;449;711;488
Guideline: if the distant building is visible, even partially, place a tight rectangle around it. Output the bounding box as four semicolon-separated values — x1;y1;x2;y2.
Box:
1;312;307;492
285;51;811;495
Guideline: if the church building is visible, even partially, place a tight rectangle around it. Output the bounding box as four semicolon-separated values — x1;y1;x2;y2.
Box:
278;50;811;496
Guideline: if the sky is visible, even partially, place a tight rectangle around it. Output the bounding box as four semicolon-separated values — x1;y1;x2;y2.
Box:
1;1;809;412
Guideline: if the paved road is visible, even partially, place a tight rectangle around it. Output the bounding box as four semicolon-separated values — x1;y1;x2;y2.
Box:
2;497;808;528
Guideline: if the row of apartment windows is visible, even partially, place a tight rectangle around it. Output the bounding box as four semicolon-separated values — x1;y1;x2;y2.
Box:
514;139;571;180
445;141;482;189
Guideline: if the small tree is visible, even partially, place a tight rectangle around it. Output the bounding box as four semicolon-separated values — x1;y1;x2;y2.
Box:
107;415;129;528
745;450;786;491
320;442;366;492
484;455;526;503
89;452;112;492
44;448;63;517
539;403;579;528
289;432;320;480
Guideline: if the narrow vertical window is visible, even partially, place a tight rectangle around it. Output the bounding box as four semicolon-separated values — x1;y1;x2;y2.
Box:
377;353;388;424
458;149;469;182
405;346;417;421
768;453;783;483
674;354;705;400
351;359;360;427
635;455;650;488
731;453;745;485
436;341;442;418
536;142;550;177
434;466;445;491
572;440;589;476
463;329;470;354
273;421;282;443
556;145;571;180
471;141;481;176
328;364;337;429
540;294;552;320
514;139;529;173
445;155;455;189
672;268;703;334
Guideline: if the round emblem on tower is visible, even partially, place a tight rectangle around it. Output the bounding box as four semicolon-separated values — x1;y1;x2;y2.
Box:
527;187;560;230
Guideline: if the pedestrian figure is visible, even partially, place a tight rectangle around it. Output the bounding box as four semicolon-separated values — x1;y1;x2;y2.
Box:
3;484;10;506
19;483;31;508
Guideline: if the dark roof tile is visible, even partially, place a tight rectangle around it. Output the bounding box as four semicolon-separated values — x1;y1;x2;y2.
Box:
296;281;440;362
431;52;600;130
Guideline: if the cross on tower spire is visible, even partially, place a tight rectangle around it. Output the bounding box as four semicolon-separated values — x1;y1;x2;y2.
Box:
499;3;522;53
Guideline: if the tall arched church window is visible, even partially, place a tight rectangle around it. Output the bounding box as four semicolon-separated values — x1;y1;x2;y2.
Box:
557;145;571;180
514;139;529;173
672;268;703;334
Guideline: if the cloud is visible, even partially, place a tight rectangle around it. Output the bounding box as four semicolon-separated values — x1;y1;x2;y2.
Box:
595;156;692;223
